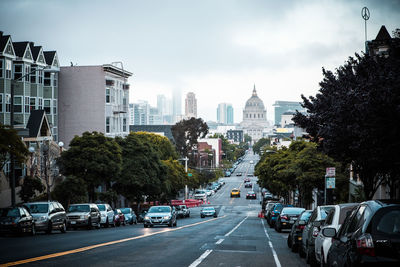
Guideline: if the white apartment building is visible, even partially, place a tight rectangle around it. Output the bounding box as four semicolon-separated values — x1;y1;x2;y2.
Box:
185;92;197;118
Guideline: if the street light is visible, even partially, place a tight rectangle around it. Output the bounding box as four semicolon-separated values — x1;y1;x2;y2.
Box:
9;65;50;206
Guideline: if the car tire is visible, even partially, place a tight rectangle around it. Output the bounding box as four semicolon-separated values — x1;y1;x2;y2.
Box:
60;221;67;233
201;215;205;218
31;223;36;236
168;221;173;227
174;220;177;227
134;219;137;225
144;224;148;228
275;223;281;233
46;221;52;234
269;222;274;228
291;243;298;252
287;235;292;248
87;218;92;230
299;245;306;258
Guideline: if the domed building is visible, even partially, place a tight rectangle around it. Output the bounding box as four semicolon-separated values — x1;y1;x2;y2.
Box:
240;85;269;143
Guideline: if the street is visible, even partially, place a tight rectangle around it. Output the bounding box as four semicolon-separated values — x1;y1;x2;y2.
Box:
0;153;307;267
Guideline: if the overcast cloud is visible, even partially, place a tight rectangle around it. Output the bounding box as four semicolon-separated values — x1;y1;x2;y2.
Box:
1;0;399;122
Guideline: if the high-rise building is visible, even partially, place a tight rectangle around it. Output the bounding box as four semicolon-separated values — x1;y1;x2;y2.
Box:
172;88;181;123
59;64;132;147
0;32;60;141
273;101;305;126
185;92;197;118
217;103;233;124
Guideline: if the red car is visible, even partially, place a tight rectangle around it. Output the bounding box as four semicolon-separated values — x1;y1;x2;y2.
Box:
244;178;250;183
113;209;126;226
246;191;257;199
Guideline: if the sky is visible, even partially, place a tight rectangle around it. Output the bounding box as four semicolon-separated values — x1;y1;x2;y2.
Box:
1;0;399;123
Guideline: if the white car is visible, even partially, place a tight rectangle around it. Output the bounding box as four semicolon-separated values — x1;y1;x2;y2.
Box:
96;203;115;227
204;189;213;197
314;203;358;266
249;160;254;164
194;190;207;201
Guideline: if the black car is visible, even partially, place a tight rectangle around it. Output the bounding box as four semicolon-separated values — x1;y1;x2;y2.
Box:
325;200;400;267
137;210;148;222
275;207;305;232
287;210;312;252
246;190;257;199
0;206;35;236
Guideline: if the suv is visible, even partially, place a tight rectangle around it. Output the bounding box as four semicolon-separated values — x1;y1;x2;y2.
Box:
143;205;177;228
96;203;115;228
67;203;101;230
179;205;190;218
194;190;207;201
24;201;67;234
300;205;334;265
325;200;400;267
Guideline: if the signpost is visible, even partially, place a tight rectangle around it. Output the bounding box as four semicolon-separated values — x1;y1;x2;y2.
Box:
325;167;336;205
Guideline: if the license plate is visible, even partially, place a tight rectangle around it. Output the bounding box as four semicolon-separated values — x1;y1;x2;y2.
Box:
71;221;76;224
289;220;294;224
153;220;159;222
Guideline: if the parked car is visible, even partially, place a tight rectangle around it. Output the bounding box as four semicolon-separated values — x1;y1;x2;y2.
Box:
24;201;67;234
96;203;115;228
143;206;177;228
120;208;137;225
194;190;207;201
230;188;240;198
204;189;213;197
287;210;312;252
67;203;101;230
137;210;148;223
268;203;293;227
314;203;358;266
0;206;35;236
225;171;231;177
246;191;257;199
325;200;400;267
200;207;217;218
300;205;334;265
113;209;126;226
179;205;190;218
263;201;279;219
275;207;305;232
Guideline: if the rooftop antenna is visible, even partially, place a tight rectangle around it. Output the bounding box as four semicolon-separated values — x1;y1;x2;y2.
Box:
361;6;370;53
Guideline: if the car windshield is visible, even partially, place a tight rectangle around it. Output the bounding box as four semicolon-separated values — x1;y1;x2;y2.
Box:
320;206;334;219
281;208;305;215
248;191;255;194
120;208;131;214
300;211;313;221
195;190;205;194
68;205;90;212
148;206;171;213
97;204;106;211
0;208;20;217
376;209;400;234
232;190;239;192
203;207;215;211
25;203;49;213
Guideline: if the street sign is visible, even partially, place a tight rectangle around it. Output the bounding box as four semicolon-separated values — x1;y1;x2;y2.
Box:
326;167;335;177
188;173;192;177
326;177;335;189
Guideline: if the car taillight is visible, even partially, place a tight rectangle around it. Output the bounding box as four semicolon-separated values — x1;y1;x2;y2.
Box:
271;211;275;216
297;225;305;230
356;233;375;257
281;215;288;220
312;226;319;237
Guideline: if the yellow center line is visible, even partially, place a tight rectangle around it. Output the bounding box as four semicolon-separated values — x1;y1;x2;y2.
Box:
0;215;227;267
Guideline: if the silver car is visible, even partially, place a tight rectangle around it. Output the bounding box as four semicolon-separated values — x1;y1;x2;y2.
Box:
24;201;67;234
143;206;177;228
67;203;101;230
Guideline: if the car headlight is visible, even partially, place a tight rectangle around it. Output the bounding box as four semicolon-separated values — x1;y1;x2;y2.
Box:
163;215;171;220
36;216;48;222
80;215;89;219
144;216;150;220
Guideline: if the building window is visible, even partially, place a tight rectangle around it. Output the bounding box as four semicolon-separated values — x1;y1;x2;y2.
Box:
5;60;12;79
0;59;3;78
25;65;30;82
123;118;127;132
38;98;43;109
30;97;36;111
0;94;2;112
14;64;22;80
249;114;251;118
44;72;51;86
14;96;22;113
53;73;58;87
258;114;260;118
44;99;51;114
24;96;30;113
30;67;36;83
38;70;43;84
53;100;57;114
106;88;110;103
106;117;110;133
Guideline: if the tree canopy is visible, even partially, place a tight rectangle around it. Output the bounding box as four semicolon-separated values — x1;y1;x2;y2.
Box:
294;46;400;199
0;123;28;170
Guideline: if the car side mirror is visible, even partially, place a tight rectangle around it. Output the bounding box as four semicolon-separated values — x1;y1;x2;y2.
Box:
298;220;306;226
322;227;336;238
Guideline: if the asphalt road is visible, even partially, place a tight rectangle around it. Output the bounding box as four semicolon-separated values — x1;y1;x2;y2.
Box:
0;151;308;267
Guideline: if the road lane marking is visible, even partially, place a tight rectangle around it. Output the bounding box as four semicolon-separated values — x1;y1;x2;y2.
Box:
0;216;226;267
225;216;248;236
215;239;224;244
261;219;282;267
188;249;213;267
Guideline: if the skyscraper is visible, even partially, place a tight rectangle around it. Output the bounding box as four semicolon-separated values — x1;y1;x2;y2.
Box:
185;92;197;118
172;88;182;123
217;103;234;124
273;101;305;126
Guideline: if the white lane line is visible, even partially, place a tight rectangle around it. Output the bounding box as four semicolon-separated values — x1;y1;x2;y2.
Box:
215;239;224;244
261;219;282;267
188;249;213;267
225;216;248;237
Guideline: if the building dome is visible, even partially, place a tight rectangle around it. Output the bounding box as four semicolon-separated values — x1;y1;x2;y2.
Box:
245;87;265;110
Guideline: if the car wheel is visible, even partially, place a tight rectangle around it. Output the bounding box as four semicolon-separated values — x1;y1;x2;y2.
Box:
144;224;148;228
87;218;92;230
60;221;67;233
31;223;36;236
201;215;205;218
299;245;306;258
46;221;52;234
287;235;292;248
174;220;177;227
275;223;281;233
269;222;274;228
129;219;133;225
134;219;137;225
105;218;109;228
291;243;298;252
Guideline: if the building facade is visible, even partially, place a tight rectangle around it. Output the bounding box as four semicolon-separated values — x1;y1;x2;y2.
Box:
59;64;132;148
273;100;304;127
185;92;197;118
217;103;234;124
227;129;243;143
0;32;60;141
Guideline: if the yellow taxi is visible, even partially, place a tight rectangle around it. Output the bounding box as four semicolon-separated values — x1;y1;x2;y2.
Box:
230;188;241;198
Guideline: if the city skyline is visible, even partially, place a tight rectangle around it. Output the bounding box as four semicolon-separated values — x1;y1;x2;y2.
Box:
1;0;399;123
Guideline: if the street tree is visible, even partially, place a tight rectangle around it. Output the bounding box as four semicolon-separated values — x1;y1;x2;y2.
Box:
57;132;122;202
161;159;187;201
52;176;88;208
18;176;45;202
135;132;178;160
294;47;400;199
253;138;270;155
0;123;28;170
